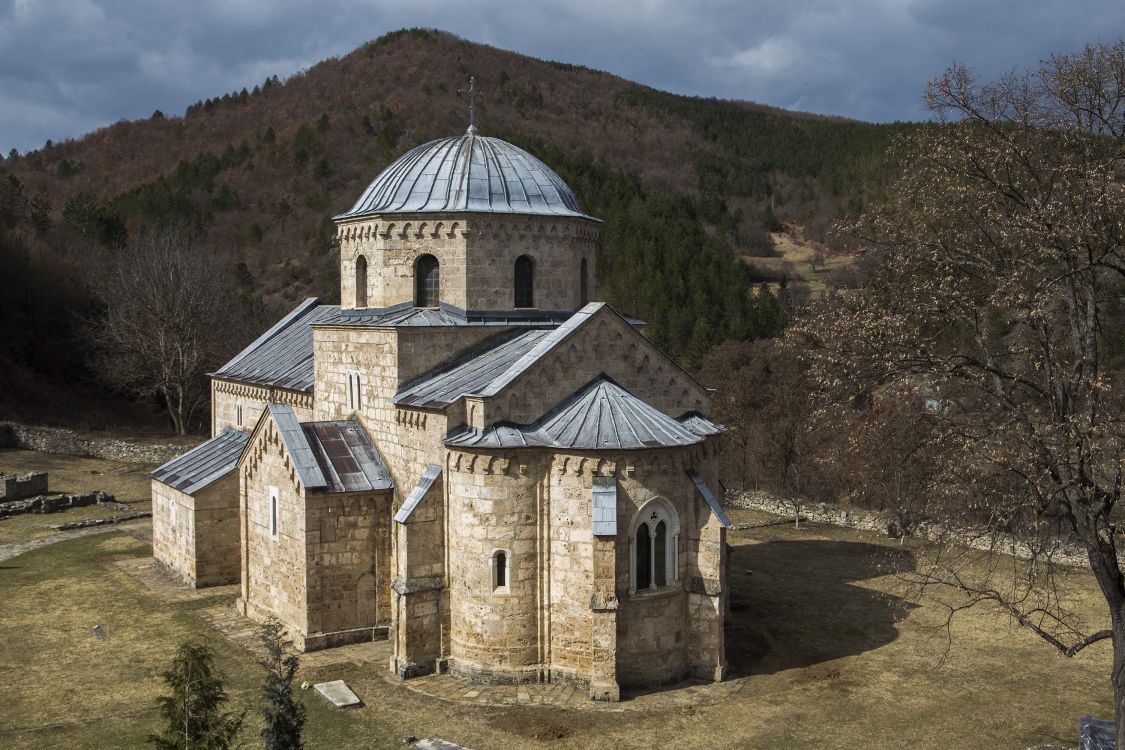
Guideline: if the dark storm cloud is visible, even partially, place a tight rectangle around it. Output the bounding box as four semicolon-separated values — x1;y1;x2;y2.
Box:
2;0;1123;153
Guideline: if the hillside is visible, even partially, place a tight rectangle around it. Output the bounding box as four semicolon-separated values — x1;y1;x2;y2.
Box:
0;28;913;429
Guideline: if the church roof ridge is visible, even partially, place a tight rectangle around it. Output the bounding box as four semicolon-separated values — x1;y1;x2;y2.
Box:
445;375;717;451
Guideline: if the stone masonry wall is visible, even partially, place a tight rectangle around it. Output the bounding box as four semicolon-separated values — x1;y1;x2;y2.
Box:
303;489;391;650
337;214;598;313
240;421;310;646
211;380;314;437
151;473;241;588
446;453;546;683
1;471;48;501
464;217;598;311
482;306;711;427
0;422;189;465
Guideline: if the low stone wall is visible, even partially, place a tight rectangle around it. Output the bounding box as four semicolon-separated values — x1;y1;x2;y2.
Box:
0;490;115;519
53;511;151;531
726;489;1090;569
0;422;193;466
0;471;48;501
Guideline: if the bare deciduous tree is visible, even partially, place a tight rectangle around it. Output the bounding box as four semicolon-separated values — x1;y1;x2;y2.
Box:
795;41;1125;738
88;225;244;434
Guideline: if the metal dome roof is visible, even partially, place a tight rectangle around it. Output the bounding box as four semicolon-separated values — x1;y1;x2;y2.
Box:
335;134;595;221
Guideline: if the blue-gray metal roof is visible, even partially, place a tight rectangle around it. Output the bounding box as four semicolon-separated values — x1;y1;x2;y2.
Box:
394;465;442;523
592;476;618;536
302;420;393;493
214;300;587;393
678;412;725;437
394;329;552;408
336;135;596;221
269;404;328;490
445;377;709;451
151;428;250;494
213;299;343;392
687;468;731;528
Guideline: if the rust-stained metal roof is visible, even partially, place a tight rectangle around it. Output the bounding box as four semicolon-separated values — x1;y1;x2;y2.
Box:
444;377;711;451
335;135;597;221
150;428;249;495
302;420;393;494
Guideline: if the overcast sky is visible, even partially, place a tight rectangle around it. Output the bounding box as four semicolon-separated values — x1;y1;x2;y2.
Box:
2;0;1123;154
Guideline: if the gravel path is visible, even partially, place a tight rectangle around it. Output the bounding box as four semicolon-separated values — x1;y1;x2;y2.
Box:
0;519;150;563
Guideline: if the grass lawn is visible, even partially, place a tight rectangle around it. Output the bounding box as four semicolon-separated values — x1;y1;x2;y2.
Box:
0;501;1114;748
744;229;857;297
0;449;154;546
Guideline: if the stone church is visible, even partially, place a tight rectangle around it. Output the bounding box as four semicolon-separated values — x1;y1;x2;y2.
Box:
150;119;730;700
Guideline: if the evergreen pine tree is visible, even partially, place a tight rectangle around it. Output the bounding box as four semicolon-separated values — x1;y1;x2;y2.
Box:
149;641;243;750
258;618;305;750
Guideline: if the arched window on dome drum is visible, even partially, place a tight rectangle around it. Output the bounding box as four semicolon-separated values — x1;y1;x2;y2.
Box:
355;255;368;308
514;255;535;308
415;254;440;308
580;258;589;306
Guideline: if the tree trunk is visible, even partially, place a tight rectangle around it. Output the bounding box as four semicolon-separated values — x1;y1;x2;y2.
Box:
1115;619;1125;748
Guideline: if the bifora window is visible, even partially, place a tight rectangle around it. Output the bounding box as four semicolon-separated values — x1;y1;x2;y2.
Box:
415;254;440;308
514;255;535;308
630;500;680;594
355;255;368;308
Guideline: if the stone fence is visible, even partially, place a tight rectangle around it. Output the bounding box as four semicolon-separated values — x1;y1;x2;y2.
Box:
725;489;1091;570
0;422;192;466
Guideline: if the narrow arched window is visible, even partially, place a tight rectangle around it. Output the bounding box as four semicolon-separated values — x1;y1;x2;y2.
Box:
495;551;507;588
415;254;440;308
355;255;368;308
654;520;667;587
491;549;510;592
514;255;534;308
635;522;651;590
580;258;589;306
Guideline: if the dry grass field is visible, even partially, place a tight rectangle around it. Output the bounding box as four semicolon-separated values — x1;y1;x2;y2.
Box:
0;451;1114;749
746;228;857;297
0;449;153;545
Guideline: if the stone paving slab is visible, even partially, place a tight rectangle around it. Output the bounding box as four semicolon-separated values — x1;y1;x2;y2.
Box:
414;738;475;750
314;679;362;707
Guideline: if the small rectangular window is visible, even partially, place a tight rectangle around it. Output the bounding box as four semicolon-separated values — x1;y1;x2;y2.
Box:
269;486;278;538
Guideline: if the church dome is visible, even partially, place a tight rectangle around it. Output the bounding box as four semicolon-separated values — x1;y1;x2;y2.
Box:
336;134;594;221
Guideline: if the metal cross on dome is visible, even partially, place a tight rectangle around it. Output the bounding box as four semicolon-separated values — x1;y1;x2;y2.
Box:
458;76;485;135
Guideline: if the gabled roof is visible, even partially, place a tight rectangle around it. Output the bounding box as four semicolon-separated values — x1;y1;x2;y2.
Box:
445;377;716;451
213;298;342;392
394;329;552;408
265;405;392;494
394;303;611;410
150;428;250;494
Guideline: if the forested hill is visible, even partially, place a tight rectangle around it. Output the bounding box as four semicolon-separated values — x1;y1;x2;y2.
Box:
0;28;914;425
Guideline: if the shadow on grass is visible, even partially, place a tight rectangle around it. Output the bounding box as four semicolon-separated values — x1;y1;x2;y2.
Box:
726;539;916;677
